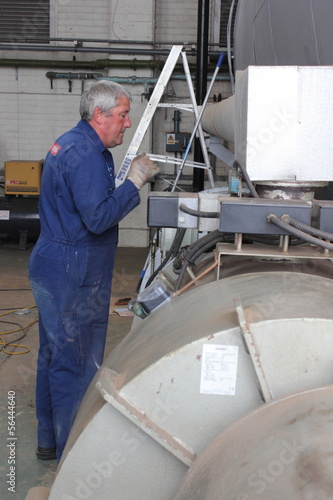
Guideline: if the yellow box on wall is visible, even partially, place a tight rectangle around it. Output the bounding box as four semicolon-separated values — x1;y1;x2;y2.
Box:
4;160;43;195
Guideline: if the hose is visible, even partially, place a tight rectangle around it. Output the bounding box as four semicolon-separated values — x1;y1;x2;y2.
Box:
268;214;333;252
145;228;186;288
234;160;259;198
173;229;220;272
179;203;220;218
281;215;333;242
244;234;304;246
174;230;226;290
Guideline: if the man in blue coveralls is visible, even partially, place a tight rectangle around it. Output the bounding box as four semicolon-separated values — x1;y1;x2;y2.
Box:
28;80;159;462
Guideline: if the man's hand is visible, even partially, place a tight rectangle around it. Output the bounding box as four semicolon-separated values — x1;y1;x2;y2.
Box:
127;154;160;190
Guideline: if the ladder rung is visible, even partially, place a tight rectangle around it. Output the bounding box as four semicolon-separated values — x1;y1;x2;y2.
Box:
127;153;209;170
157;104;194;111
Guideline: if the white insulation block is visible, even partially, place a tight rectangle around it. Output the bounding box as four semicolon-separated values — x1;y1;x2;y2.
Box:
235;66;333;182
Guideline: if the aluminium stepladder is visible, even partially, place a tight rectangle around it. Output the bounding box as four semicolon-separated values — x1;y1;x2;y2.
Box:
115;45;215;190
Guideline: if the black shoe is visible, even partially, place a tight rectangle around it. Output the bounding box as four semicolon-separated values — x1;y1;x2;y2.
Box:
36;446;57;461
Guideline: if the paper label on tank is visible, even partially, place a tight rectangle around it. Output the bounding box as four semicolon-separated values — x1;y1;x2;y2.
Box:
0;210;10;220
200;344;238;395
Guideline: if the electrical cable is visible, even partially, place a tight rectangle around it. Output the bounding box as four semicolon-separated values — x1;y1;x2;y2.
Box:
174;230;226;290
186;233;226;266
0;306;38;355
173;229;222;271
227;0;237;93
145;227;186;288
242;233;304;246
268;214;333;251
0;305;37;319
0;317;37;336
0;334;31;355
281;215;333;242
234;159;259;198
179;203;220;218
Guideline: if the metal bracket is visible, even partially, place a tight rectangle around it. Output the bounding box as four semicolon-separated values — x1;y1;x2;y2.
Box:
96;367;196;467
234;297;273;403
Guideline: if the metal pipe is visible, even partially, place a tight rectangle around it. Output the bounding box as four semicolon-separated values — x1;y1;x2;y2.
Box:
281;214;333;241
0;58;165;70
173;110;181;134
95;75;230;83
0;44;175;55
0;43;222;58
193;0;210;192
0;58;231;75
268;214;333;251
0;37;224;48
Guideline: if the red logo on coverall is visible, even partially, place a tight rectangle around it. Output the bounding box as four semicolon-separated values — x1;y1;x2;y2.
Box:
50;142;62;156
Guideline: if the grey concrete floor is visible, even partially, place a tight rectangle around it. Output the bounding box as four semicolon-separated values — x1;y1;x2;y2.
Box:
0;239;147;500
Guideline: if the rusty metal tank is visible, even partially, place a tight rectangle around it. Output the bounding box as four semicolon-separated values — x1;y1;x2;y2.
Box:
33;259;333;500
173;385;333;499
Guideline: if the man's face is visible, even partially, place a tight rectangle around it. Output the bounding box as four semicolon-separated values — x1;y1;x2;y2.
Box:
98;96;131;148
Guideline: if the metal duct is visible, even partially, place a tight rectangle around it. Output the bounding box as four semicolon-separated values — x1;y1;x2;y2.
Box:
201;95;235;142
234;0;333;71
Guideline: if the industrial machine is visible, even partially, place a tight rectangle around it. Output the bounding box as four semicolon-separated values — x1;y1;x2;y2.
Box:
26;0;333;498
4;160;43;196
0;160;42;247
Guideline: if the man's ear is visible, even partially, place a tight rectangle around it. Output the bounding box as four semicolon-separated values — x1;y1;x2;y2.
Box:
92;107;104;124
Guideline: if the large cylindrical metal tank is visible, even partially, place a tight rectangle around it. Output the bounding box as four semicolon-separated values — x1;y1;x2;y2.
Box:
0;196;40;242
234;0;333;71
42;263;333;499
173;385;333;499
202;0;333;144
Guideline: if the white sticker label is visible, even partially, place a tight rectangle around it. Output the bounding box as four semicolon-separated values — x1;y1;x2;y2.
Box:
200;344;239;395
0;210;10;220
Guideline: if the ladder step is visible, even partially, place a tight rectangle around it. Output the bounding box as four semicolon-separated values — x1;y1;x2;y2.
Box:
157;104;194;111
126;153;208;170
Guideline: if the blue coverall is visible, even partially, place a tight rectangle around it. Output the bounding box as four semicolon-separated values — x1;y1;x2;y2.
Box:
28;119;140;461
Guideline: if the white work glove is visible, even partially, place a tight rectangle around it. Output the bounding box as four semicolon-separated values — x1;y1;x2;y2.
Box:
128;154;160;190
